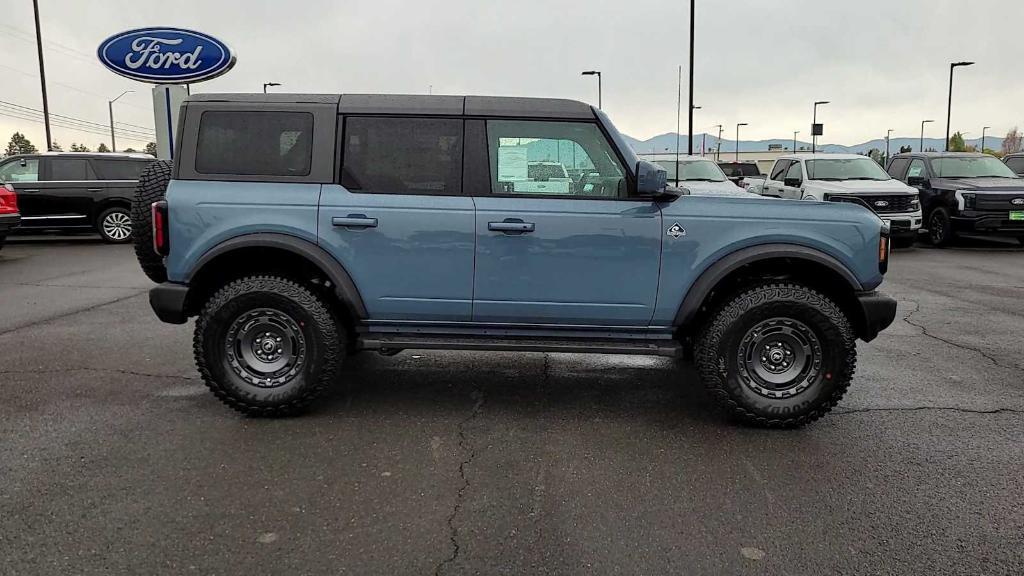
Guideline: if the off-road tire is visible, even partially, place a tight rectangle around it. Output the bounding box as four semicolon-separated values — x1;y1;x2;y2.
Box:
194;276;343;416
132;160;172;282
695;283;857;428
927;207;955;247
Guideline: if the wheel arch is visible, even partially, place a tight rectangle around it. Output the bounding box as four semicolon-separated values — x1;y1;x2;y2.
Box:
185;233;367;323
674;243;868;339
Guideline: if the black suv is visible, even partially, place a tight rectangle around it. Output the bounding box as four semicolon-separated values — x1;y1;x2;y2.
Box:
886;152;1024;246
717;161;762;187
0;152;155;243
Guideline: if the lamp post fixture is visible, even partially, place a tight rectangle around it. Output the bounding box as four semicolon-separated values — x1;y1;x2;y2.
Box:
581;70;601;109
921;119;934;152
262;82;281;93
885;129;894;166
981;126;991;154
108;90;134;153
793;130;800;153
946;61;974;151
735;123;748;161
811;100;829;154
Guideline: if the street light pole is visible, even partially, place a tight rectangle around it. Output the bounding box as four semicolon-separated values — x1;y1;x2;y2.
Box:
687;0;695;156
31;0;52;151
921;119;934;152
715;124;723;161
885;129;893;166
946;61;974;151
981;126;990;154
793;130;800;153
581;71;601;109
736;123;747;162
263;82;281;93
676;65;681;182
107;90;133;153
812;100;829;154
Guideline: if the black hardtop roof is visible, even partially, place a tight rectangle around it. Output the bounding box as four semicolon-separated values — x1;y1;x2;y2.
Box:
891;152;988;159
184;93;596;119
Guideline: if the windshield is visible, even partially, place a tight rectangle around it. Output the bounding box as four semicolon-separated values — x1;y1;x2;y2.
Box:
805;158;890;181
679;160;728;182
932;156;1018;178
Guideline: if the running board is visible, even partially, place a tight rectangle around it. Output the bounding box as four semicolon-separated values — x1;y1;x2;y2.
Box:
358;334;682;357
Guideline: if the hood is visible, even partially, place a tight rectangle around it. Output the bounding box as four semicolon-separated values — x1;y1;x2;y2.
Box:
930;177;1024;192
680;180;759;197
806;179;916;195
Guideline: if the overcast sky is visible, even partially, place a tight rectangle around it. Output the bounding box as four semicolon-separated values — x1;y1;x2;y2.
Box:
0;0;1021;150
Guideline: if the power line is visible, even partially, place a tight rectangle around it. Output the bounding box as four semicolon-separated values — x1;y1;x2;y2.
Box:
0;100;154;138
0;103;154;144
0;62;151;113
0;110;153;145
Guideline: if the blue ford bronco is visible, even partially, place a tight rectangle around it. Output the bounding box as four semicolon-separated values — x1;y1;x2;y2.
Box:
132;93;896;427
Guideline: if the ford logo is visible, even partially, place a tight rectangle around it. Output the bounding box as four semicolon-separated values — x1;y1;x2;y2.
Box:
97;27;235;83
874;200;889;208
1012;198;1024;205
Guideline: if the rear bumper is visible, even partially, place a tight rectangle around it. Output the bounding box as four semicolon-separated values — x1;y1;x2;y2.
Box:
0;213;20;234
149;283;190;324
854;291;897;342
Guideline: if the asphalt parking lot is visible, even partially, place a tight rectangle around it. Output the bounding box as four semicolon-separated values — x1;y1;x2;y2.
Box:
1;235;1022;575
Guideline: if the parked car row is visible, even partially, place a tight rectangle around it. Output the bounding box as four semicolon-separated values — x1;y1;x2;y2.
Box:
0;152;155;243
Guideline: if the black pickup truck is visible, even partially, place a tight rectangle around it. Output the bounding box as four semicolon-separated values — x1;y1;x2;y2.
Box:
0;152;154;243
887;152;1024;246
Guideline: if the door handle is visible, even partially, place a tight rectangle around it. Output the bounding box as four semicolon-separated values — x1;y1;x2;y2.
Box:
488;220;535;233
332;215;377;228
87;188;102;192
21;189;39;193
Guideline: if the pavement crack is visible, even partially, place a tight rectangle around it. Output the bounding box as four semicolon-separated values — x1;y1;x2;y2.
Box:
0;367;195;381
834;406;1024;417
902;300;1023;373
435;387;485;576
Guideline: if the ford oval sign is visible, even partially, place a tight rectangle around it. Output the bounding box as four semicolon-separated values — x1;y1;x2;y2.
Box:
97;27;235;84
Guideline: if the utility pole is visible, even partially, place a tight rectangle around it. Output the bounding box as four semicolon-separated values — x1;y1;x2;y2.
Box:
885;129;893;166
687;0;695;155
32;0;52;151
714;124;723;161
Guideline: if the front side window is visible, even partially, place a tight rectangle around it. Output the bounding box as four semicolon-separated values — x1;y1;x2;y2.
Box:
342;117;463;195
678;159;728;182
1006;156;1024;175
887;158;909;179
805;158;890;181
784;161;803;183
0;158;39;183
196;111;313;176
769;160;790;181
48;158;94;181
488;120;625;198
906;159;927;180
931;156;1017;178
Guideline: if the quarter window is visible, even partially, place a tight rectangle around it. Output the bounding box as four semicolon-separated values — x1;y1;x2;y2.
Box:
487;120;625;198
93;159;150;180
48;158;95;181
0;159;39;182
196;111;313;176
341;117;463;195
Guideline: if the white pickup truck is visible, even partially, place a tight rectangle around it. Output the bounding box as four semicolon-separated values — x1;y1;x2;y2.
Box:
751;154;922;247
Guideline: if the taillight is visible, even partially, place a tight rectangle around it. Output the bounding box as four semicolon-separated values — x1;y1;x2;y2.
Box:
0;184;18;215
152;200;169;256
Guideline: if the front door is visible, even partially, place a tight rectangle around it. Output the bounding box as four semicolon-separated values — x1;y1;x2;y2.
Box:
0;157;42;217
779;160;804;199
470;119;662;326
318;116;476;322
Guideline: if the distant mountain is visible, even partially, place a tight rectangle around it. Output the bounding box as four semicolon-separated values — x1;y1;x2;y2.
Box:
623;133;999;156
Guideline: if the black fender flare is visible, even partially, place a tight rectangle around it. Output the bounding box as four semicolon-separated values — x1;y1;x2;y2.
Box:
187;232;368;319
673;243;864;328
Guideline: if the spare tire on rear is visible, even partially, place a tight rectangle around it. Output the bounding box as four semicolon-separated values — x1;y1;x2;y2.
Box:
132;160;173;283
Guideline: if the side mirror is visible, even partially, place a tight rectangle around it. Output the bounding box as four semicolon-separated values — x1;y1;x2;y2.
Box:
784;177;802;188
635;160;667;196
907;176;926;187
19;159;27;167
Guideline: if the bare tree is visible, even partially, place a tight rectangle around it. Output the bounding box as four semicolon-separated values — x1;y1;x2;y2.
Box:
1002;127;1022;155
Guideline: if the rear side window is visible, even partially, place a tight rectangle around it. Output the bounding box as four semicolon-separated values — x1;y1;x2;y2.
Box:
93;159;150;180
887;158;909;179
48;158;95;181
341;117;463;195
196;111;313;176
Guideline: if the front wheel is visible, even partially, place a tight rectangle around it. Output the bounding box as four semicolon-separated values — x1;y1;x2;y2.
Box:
695;283;856;428
97;207;132;243
194;276;343;416
928;207;955;247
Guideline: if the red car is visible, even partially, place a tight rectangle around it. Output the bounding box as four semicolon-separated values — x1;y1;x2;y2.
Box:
0;183;20;253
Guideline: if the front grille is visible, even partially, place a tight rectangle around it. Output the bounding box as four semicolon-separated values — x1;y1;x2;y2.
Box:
975;193;1024;211
839;194;916;214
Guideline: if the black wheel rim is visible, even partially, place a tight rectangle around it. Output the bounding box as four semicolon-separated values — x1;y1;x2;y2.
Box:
737;317;822;399
225;308;306;388
929;212;945;244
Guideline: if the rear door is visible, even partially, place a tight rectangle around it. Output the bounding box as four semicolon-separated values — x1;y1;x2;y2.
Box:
469;118;662;326
36;156;99;225
318;115;476;322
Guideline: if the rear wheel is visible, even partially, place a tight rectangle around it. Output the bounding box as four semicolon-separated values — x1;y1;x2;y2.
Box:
928;207;955;247
96;207;132;243
194;276;343;416
695;283;856;428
